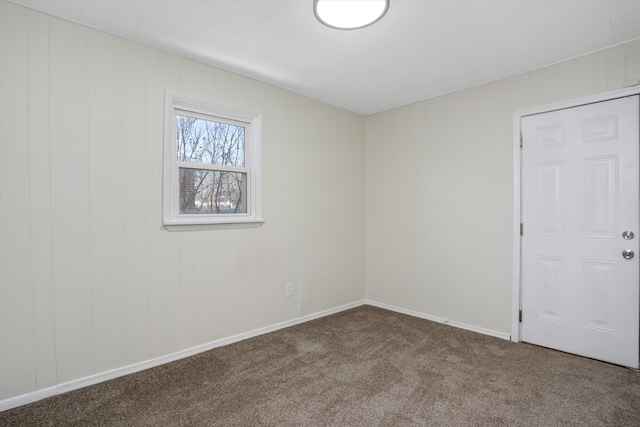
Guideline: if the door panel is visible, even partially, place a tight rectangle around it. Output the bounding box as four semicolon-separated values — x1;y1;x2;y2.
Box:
536;256;565;322
521;95;639;368
537;161;566;236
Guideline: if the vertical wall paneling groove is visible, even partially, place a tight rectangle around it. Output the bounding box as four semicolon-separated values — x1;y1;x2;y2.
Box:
606;45;627;91
557;61;574;101
122;40;150;365
88;30;127;375
122;42;150;363
484;80;512;332
192;231;220;344
215;231;232;339
573;51;609;98
628;42;640;79
158;52;184;355
49;17;94;383
530;66;559;107
0;1;36;399
142;47;165;360
179;231;196;350
217;230;247;337
27;8;57;391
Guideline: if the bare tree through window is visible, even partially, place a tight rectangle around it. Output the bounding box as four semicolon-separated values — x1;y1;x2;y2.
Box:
176;113;247;214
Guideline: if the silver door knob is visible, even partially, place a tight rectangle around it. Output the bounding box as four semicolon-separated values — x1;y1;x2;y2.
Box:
622;250;635;259
623;231;635;240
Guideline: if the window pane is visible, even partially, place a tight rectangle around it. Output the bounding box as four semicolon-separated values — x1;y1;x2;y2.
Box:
176;114;245;166
179;168;247;214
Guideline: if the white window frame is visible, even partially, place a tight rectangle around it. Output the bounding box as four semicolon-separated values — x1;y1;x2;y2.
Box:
163;92;263;231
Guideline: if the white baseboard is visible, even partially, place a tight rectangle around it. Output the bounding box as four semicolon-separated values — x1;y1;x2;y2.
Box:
0;300;366;412
0;387;58;413
1;300;509;412
365;300;511;341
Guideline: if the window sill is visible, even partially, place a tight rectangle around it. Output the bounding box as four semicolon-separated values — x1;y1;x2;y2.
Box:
163;219;264;232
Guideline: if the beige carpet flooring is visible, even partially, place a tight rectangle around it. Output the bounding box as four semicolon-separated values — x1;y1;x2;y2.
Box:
1;305;639;426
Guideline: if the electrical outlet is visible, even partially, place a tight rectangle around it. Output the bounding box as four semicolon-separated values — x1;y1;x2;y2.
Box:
285;283;294;297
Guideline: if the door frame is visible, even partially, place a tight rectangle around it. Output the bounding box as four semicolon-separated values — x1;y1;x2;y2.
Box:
511;85;640;343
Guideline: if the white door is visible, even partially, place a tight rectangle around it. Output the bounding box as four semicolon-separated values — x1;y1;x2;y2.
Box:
521;95;639;368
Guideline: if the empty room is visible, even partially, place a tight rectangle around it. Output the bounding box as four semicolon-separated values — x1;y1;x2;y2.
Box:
1;0;640;425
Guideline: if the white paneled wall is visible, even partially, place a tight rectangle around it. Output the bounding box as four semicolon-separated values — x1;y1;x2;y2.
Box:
0;0;365;404
366;38;640;336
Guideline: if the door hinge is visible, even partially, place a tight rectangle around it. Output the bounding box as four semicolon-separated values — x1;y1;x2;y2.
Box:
520;134;523;149
519;310;522;322
520;223;523;236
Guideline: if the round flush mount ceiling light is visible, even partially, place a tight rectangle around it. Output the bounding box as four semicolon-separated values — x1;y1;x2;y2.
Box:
314;0;389;30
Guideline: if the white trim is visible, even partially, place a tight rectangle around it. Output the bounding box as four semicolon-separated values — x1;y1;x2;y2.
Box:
511;85;640;344
0;300;366;412
0;387;57;413
511;111;522;343
163;219;264;232
163;91;263;230
366;300;511;341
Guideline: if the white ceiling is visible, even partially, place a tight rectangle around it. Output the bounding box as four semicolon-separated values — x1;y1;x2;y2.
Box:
9;0;640;115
